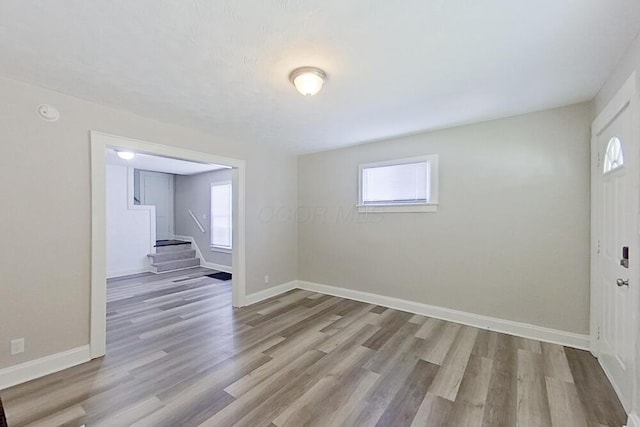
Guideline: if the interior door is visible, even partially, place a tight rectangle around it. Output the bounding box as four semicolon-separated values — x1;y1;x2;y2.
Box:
139;171;174;241
592;76;638;411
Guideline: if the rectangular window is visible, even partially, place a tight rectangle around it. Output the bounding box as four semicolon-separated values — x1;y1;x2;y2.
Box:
211;182;232;249
358;155;438;213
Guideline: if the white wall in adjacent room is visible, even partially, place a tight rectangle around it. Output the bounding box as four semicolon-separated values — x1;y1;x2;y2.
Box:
106;164;153;278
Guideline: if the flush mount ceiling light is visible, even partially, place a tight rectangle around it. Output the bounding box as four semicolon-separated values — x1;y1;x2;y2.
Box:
289;67;327;96
116;150;135;160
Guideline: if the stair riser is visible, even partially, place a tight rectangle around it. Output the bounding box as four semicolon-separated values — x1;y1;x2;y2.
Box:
156;243;191;253
148;250;196;263
151;258;200;273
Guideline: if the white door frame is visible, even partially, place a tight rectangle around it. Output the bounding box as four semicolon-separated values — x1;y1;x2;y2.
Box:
590;72;639;414
90;131;247;358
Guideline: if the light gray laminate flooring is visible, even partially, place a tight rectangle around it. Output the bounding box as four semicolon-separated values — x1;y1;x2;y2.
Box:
1;268;627;426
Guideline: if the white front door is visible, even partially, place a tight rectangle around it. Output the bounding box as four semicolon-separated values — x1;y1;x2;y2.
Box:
139;171;174;241
592;73;639;411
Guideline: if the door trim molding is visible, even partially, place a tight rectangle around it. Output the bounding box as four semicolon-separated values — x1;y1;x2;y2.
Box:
593;73;637;135
625;412;640;427
590;71;639;413
90;131;247;359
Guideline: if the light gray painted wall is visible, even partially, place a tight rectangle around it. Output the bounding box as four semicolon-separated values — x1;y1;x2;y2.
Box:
298;102;592;335
0;75;297;370
594;32;640;423
175;168;233;268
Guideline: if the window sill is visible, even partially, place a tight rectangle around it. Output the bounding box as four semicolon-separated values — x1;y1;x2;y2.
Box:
357;204;438;213
210;246;232;254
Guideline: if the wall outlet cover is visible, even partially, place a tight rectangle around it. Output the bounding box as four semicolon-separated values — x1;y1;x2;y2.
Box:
11;338;25;355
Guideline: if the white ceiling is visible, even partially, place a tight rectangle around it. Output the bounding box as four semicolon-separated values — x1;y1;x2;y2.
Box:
106;149;228;175
1;1;639;153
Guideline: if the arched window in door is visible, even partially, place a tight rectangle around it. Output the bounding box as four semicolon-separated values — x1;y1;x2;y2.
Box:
603;137;624;174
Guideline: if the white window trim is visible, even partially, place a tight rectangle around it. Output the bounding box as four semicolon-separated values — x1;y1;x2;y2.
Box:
210;245;232;254
210;180;233;251
357;154;439;213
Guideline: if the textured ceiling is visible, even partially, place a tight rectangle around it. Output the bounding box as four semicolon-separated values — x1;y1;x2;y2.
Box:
1;1;639;153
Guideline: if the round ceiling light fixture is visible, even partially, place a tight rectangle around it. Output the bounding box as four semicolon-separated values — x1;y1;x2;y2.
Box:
289;67;327;96
116;150;135;160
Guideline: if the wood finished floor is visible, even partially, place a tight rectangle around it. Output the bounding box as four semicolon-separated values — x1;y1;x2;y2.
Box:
1;268;627;427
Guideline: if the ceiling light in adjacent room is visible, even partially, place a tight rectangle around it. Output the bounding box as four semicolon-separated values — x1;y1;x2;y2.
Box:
289;67;327;96
116;151;135;160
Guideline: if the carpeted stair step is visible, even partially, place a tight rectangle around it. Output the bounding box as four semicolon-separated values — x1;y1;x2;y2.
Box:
155;240;192;253
150;257;200;273
148;249;196;263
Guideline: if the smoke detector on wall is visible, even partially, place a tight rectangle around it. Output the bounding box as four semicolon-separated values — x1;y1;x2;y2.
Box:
36;104;60;122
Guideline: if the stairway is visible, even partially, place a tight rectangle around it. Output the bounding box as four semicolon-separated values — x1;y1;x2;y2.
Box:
148;240;200;273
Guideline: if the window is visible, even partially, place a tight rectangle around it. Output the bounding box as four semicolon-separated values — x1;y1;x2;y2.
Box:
358;155;439;213
211;182;232;250
603;136;624;174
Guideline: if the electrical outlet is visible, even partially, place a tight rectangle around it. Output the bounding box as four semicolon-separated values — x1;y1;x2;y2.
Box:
264;275;270;285
11;338;24;355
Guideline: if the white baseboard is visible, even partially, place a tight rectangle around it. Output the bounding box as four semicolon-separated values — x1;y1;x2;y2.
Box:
0;281;589;390
0;345;90;390
202;261;232;274
599;360;631;416
107;267;150;279
174;235;232;273
627;413;640;427
296;280;590;350
243;281;298;306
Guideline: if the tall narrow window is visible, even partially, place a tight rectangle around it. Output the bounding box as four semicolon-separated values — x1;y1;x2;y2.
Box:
211;182;232;250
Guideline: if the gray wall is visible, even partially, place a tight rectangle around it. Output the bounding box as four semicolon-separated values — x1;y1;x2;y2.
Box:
298;102;592;334
0;75;297;370
175;168;234;268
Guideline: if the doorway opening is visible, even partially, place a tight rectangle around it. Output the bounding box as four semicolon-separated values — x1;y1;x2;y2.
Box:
90;131;247;359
